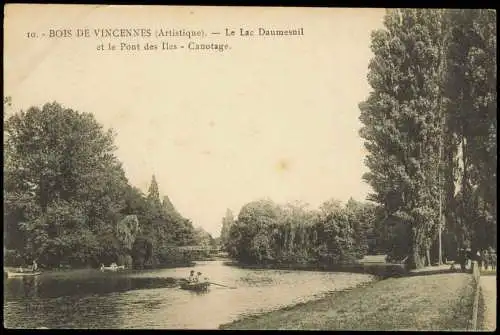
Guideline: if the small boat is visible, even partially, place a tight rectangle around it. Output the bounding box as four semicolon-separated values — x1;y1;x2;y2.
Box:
179;281;211;291
100;263;125;272
6;271;41;278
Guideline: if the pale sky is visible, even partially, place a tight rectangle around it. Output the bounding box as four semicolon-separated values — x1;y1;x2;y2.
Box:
4;5;385;236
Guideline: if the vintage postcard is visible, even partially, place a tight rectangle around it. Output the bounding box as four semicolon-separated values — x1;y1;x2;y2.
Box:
3;5;496;330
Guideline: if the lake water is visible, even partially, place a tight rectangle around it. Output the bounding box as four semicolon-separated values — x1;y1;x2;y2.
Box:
4;260;375;329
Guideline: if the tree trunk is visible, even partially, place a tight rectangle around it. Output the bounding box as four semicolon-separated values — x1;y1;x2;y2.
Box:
426;245;431;266
443;121;457;260
411;246;421;270
410;230;424;270
438;219;442;265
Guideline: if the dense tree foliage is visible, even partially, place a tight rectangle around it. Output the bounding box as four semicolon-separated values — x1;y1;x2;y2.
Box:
360;9;496;269
3;102;205;269
443;9;497;254
225;199;376;266
359;9;445;268
221;9;496;270
4;10;495;273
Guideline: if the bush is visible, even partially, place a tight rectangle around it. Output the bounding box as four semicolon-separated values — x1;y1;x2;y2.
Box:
157;248;194;266
4;249;24;266
117;254;133;268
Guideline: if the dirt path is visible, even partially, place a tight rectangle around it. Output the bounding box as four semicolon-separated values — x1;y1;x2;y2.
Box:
479;275;497;331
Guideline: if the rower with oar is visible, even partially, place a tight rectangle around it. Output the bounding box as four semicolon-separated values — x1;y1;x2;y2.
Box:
208;281;237;289
181;271;235;289
196;271;206;283
187;270;196;283
197;271;237;289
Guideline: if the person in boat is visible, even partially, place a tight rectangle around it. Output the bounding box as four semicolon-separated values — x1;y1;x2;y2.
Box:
188;270;196;283
32;260;38;272
195;272;205;283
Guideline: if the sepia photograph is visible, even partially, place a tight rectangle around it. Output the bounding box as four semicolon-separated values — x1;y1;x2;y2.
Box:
3;5;497;330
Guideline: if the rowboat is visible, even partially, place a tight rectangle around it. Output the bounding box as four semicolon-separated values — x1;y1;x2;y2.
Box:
179;281;210;291
6;271;41;278
100;263;125;272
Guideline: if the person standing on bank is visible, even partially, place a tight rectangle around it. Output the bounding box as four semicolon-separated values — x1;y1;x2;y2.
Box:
458;248;466;271
482;250;489;271
476;250;482;269
466;249;473;269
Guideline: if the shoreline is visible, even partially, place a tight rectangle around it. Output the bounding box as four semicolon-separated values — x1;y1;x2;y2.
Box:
219;271;475;330
219;276;378;329
4;261;197;273
223;260;408;279
4;256;234;273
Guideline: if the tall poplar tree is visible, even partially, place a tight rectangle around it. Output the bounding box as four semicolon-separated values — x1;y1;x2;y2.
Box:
443;9;497;251
359;9;446;269
220;209;235;251
147;175;160;204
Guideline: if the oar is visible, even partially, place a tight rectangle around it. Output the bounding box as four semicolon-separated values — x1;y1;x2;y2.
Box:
209;282;237;289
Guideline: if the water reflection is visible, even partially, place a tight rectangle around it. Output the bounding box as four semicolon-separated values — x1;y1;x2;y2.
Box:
9;276;40;298
4;260;375;329
5;273;178;300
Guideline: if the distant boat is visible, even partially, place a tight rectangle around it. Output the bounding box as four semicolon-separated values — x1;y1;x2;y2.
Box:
6;270;41;278
100;263;125;272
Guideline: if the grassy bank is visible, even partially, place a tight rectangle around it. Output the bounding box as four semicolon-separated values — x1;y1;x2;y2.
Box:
477;273;497;331
477;287;486;330
220;272;475;330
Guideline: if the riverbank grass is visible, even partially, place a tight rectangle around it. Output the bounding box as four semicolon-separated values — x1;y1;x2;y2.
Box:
220;272;475;330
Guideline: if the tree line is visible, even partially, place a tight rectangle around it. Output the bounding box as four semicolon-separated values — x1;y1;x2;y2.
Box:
219;198;385;266
219;9;496;270
3;101;213;269
359;9;496;269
